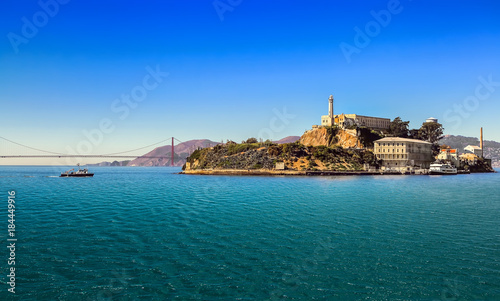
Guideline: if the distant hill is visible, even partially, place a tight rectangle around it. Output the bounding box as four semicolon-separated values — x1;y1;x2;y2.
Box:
89;160;130;167
274;136;300;144
439;135;500;167
90;137;299;167
91;135;500;168
128;139;219;167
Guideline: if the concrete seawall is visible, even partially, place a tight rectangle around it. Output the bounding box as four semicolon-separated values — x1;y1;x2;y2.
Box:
182;169;432;176
181;169;491;176
181;169;306;176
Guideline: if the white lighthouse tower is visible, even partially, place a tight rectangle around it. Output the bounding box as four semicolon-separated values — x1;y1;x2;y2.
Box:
321;94;335;126
328;94;334;119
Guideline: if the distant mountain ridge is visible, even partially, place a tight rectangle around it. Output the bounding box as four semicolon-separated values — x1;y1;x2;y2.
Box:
439;135;500;167
128;139;218;167
89;135;500;168
90;139;218;167
90;137;300;167
274;136;300;144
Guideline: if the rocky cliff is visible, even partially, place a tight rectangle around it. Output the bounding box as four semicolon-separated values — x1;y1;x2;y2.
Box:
299;127;364;148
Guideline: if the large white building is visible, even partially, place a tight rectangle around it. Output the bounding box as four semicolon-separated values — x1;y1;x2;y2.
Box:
464;145;483;158
437;148;459;166
320;95;390;130
374;137;434;170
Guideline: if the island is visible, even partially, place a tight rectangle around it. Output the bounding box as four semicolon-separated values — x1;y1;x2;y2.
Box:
182;95;494;176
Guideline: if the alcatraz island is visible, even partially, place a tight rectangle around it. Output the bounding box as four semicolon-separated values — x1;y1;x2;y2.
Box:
182;95;494;176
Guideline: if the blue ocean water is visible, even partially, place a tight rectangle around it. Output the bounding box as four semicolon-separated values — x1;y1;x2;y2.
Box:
0;166;499;300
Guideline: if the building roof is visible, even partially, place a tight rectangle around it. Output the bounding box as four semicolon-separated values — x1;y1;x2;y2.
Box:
335;113;390;120
465;145;482;150
374;137;432;144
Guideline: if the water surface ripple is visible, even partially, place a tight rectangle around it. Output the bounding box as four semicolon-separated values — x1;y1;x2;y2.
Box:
1;166;499;300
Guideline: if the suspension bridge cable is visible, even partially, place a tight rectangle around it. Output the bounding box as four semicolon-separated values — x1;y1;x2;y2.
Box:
100;137;175;156
0;136;67;155
1;136;180;157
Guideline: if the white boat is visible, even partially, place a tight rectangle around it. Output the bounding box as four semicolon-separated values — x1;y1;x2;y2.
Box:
60;164;94;177
429;163;457;175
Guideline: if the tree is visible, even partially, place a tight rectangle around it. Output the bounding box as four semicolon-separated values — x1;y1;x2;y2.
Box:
389;117;409;137
418;122;444;143
245;137;258;144
263;139;273;147
408;129;420;140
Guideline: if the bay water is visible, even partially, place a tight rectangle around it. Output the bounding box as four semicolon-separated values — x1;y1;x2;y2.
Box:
1;166;499;300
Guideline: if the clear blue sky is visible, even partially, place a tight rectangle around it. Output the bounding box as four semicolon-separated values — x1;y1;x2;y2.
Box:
1;0;499;164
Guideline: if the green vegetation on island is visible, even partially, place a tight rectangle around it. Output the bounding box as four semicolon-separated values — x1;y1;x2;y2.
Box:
183;136;378;172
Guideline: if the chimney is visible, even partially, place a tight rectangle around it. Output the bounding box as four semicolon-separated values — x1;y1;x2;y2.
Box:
480;127;483;157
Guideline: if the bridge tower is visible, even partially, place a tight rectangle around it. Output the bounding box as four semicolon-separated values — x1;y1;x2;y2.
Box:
171;137;174;166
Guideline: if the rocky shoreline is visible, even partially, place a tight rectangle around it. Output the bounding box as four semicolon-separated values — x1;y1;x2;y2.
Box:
181;169;494;176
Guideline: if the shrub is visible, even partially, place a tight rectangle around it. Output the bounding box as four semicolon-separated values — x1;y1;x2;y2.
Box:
188;149;202;162
246;138;258;144
226;143;260;155
362;151;376;164
252;163;263;169
268;145;281;156
358;127;383;148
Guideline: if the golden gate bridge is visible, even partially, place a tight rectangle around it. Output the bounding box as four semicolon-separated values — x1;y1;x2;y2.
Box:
0;136;186;166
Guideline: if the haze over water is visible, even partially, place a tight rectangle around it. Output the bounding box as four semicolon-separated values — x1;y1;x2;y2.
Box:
1;166;499;300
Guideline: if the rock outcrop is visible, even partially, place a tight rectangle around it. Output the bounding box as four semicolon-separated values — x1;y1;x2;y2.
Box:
299;127;363;148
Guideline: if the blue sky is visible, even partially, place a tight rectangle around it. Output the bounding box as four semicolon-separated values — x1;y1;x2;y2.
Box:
1;0;500;164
